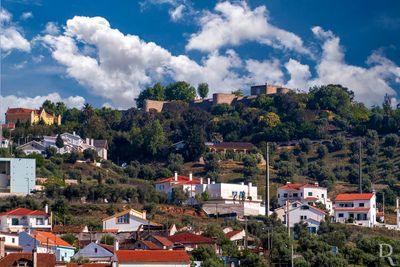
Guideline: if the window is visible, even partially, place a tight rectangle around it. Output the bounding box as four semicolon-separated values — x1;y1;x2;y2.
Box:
293;193;298;197
292;203;298;208
36;218;44;225
12;238;15;243
308;192;313;196
301;205;309;210
300;215;308;220
117;214;129;224
94;248;98;253
283;193;288;198
278;194;280;198
338;213;344;218
322;194;325;198
11;218;19;226
359;203;364;207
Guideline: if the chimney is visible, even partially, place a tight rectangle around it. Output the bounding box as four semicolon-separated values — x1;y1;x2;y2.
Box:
240;182;244;185
314;182;319;187
91;139;94;146
73;131;76;136
207;178;211;184
174;172;178;181
189;173;193;181
114;239;119;251
200;178;203;184
45;204;49;214
86;138;89;144
286;181;291;184
32;248;37;267
0;237;5;259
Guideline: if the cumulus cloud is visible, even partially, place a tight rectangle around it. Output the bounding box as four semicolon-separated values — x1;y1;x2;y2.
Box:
20;11;33;20
186;1;309;54
308;26;399;106
0;8;31;52
245;59;284;85
0;93;85;121
41;16;280;108
285;59;311;90
43;21;60;35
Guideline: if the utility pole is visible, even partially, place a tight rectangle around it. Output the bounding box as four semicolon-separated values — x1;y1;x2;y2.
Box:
359;139;362;193
266;142;270;216
286;200;290;237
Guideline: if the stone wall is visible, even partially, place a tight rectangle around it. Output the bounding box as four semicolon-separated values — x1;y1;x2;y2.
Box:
143;99;167;112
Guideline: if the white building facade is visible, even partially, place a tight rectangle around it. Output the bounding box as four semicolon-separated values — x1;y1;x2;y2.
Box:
333;193;377;227
0;208;51;233
102;209;158;232
274;201;326;233
277;182;332;212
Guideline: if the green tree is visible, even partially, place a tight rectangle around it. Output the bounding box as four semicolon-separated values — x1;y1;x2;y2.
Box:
55;134;64;150
165;81;196;102
136;83;165;108
308;84;354;115
100;234;115;245
83;149;98;162
197;83;209;99
142;120;166;157
61;233;76;246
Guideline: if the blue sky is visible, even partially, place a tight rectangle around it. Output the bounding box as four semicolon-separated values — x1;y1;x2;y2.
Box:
1;0;399;120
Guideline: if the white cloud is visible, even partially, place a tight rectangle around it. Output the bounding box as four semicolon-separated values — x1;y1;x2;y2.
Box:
169;4;185;21
20;11;33;20
245;59;284;85
0;8;31;52
285;59;311;90
308;26;399;106
186;1;309;54
41;16;267;108
0;93;85;122
43;21;60;35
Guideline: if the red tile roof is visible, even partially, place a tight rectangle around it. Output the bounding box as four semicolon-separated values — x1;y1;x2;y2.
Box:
52;225;87;234
225;230;244;239
0;208;48;217
279;183;320;190
157;175;202;185
168;232;214;244
335;193;374;201
6;108;36;114
32;231;74;248
333;207;370;211
377;212;384;216
151;235;173;247
0;253;55;267
99;244;114;253
207;142;255;150
67;264;111;267
304;197;319;201
116;250;190;263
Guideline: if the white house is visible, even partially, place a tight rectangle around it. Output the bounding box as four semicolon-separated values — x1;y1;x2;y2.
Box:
333;193;377;227
155;172;202;200
0;208;51;233
277;182;332;212
0;137;11;149
0;232;22;255
19;230;75;262
274;201;326;233
102;209;160;232
116;250;190;267
16;141;46;155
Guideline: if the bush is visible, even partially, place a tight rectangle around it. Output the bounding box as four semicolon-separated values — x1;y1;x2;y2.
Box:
384;134;399;147
316;144;328;158
61;233;76;246
100;234;115;245
328;136;345;152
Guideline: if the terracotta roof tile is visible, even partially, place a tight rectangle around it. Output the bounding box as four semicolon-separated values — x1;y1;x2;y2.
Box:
142;241;161;250
67;263;111;267
335;193;374;201
32;231;74;248
168;232;214;244
225;230;244;239
0;208;48;217
151;235;173;247
6;108;36;114
116;250;190;263
0;253;55;267
156;175;202;185
279;183;320;190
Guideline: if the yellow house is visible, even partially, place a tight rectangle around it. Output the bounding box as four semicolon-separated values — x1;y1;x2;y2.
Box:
5;108;61;126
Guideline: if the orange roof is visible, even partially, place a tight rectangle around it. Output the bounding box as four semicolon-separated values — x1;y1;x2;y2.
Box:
335;193;374;201
333;207;370;211
157;175;202;185
225;230;244;239
32;231;74;248
0;253;55;267
279;183;320;190
151;235;173;247
116;250;190;263
0;208;48;217
6;108;36;114
168;232;214;244
67;264;111;267
377;212;384;216
102;229;119;233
